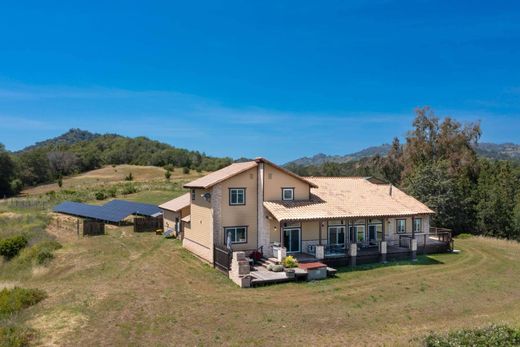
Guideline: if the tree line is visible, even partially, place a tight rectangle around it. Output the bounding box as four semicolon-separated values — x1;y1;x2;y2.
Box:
286;107;520;240
0;134;232;196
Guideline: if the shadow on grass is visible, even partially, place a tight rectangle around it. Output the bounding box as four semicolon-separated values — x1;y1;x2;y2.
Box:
335;255;444;274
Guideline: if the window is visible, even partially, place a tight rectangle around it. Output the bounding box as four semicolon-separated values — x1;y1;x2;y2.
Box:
414;218;422;233
328;226;346;247
229;188;245;205
282;188;294;201
396;219;406;234
224;226;247;244
191;189;196;201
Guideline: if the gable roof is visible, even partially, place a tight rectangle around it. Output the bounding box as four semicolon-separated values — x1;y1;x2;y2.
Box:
159;193;190;212
183;158;317;189
263;177;434;221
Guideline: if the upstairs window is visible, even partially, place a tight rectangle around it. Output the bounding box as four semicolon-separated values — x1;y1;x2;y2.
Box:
191;189;196;201
229;188;245;205
282;188;294;201
396;219;406;234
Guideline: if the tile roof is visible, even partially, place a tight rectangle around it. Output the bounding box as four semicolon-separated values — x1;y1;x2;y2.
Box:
159;193;190;212
184;161;258;189
183;158;318;189
264;177;434;221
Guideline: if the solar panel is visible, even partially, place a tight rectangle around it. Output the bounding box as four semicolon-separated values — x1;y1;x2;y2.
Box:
53;200;163;223
53;201;127;223
102;200;162;217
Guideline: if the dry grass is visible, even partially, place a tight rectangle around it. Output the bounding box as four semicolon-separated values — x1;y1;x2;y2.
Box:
6;229;519;347
21;165;204;196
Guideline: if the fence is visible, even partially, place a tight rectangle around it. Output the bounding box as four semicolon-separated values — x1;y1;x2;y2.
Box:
133;217;163;233
213;245;232;273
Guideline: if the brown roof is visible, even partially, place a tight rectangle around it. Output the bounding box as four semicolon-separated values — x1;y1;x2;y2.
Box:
183;158;317;189
264;177;434;221
159;193;190;212
181;215;191;223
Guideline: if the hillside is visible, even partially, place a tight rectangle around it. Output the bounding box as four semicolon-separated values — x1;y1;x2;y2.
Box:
17;128;104;153
286;142;520;166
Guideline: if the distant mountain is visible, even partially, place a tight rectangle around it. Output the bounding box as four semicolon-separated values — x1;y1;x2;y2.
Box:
286;142;520;167
287;144;392;166
18;128;104;153
475;143;520;160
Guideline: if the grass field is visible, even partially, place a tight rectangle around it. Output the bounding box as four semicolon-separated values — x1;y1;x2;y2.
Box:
3;228;520;346
21;165;204;196
2;171;520;346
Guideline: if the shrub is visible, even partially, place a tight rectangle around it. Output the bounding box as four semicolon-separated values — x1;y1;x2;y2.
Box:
456;233;473;239
182;167;190;174
164;164;175;172
0;287;47;316
271;264;284;272
282;255;299;268
0;236;28;259
95;191;107;200
36;249;54;265
424;324;520;347
121;183;137;195
124;172;133;181
0;325;33;347
106;186;117;198
165;170;172;181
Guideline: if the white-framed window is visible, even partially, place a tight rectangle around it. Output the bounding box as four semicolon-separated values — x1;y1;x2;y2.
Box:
396;219;406;234
414;218;422;233
282;188;294;201
191;189;196;201
229;188;245;205
224;226;247;244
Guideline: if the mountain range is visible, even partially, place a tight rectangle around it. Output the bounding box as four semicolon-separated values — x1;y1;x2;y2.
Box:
285;142;520;167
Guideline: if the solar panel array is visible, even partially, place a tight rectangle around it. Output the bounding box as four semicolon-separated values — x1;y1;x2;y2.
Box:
52;200;162;223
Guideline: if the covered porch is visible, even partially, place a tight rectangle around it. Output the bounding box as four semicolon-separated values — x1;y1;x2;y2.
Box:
268;215;452;266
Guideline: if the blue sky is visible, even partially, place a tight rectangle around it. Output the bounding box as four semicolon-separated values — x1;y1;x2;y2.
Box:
0;1;519;163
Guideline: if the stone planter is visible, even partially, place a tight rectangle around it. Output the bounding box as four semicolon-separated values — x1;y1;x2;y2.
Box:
285;268;296;279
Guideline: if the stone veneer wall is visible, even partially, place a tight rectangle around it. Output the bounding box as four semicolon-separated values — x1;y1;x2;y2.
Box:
212;184;223;248
257;163;272;257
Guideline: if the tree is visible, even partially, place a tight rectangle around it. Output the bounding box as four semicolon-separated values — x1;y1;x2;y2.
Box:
17;149;51;186
380;137;404;184
0;144;16;197
165;169;171;181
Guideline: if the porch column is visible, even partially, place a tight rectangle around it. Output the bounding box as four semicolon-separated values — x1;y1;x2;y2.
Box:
411;216;417;261
380;217;387;263
318;220;322;246
349;219;357;267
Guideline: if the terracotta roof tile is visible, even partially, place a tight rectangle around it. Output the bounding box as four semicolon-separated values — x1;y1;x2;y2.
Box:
159;193;190;212
264;177;434;221
184;161;258;189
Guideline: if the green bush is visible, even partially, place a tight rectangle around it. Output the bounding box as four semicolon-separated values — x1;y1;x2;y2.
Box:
282;255;299;268
121;183;137;195
106;186;117;198
0;325;33;347
0;287;47;316
125;172;133;181
424;324;520;347
36;249;54;265
95;191;107;200
0;236;28;259
182;167;190;174
456;233;473;239
270;264;284;272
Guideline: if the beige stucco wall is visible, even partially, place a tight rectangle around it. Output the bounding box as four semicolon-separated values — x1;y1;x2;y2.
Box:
264;163;310;201
218;167;258;251
163;210;179;232
183;188;213;262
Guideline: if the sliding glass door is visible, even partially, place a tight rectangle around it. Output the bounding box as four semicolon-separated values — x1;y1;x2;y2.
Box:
283;228;301;253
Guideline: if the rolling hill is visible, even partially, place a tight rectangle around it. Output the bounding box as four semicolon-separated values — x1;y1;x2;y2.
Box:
286;142;520;166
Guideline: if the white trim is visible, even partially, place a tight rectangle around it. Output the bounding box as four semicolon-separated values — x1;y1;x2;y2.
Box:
282;188;294;201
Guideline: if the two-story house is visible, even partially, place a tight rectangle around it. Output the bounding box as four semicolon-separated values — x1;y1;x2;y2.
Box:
159;158;451;266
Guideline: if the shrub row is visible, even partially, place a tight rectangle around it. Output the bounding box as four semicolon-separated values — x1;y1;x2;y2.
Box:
0;287;47;317
0;236;28;259
425;324;520;347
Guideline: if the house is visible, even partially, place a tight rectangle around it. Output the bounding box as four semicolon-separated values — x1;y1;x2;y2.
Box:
159;158;452;270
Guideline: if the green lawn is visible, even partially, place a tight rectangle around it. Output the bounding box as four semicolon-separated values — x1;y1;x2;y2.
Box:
2;229;520;346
